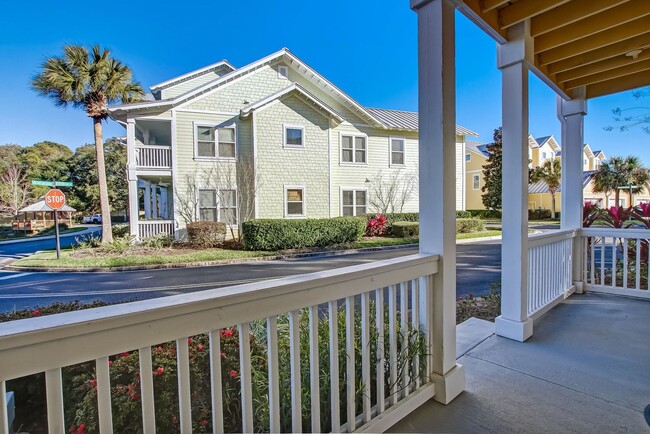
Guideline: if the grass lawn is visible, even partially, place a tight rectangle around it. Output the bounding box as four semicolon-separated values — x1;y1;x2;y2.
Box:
0;225;85;241
13;229;502;269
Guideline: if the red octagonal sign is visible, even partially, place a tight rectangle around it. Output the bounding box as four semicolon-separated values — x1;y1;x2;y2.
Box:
45;189;66;210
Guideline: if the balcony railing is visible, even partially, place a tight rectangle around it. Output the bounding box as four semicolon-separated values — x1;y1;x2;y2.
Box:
582;227;650;299
138;220;175;239
0;254;440;433
527;229;577;318
135;145;172;169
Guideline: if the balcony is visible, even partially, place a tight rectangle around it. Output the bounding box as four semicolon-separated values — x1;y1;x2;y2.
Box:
135;145;172;170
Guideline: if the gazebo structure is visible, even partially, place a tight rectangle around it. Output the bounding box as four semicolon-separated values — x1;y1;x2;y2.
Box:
12;198;76;233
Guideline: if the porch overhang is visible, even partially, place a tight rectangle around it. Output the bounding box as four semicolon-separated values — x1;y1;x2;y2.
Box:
413;0;650;100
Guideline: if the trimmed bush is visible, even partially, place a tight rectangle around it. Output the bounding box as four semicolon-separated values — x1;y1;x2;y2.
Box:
111;224;130;239
466;209;502;219
456;210;472;218
187;221;226;248
528;208;552;220
242;217;366;250
456;218;485;233
393;221;419;238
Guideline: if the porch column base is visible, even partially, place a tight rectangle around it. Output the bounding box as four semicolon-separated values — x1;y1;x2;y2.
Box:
495;316;533;342
573;281;585;294
431;363;465;405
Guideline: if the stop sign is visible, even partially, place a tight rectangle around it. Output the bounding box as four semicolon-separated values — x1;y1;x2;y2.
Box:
45;189;66;210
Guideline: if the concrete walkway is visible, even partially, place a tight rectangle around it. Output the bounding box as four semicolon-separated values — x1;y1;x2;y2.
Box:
391;293;650;433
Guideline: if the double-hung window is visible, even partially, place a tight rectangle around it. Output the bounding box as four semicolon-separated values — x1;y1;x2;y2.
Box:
285;187;305;217
390;138;405;166
195;124;236;159
341;189;367;216
472;174;480;190
465;153;471;162
199;189;218;221
341;135;367;164
219;189;237;225
284;125;305;148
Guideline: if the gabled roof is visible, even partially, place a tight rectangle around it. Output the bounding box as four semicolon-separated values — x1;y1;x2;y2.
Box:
529;135;561;152
365;107;478;135
465;141;490;157
20;198;76;213
240;83;344;122
529;170;595;194
583;143;595;158
149;60;236;92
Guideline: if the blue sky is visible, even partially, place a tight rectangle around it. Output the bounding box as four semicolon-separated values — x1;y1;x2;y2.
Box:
1;0;648;163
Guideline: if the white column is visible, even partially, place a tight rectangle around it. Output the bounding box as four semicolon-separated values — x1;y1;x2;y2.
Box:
143;182;152;219
160;188;169;219
151;185;159;219
127;119;139;238
559;91;587;292
412;0;465;405
495;21;534;342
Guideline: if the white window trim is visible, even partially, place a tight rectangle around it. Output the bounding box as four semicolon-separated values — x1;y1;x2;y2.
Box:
340;187;368;217
284;185;306;218
389;136;406;167
283;124;306;149
193;121;238;161
278;65;289;79
195;186;239;229
472;174;480;190
339;132;368;166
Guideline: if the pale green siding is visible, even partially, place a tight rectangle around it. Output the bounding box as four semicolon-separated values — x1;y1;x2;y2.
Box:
161;69;231;99
255;95;330;219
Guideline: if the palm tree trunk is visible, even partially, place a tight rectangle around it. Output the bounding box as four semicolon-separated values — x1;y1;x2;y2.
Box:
550;192;556;219
615;189;620;208
93;117;113;243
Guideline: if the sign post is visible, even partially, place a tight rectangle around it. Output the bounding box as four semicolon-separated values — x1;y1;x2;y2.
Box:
45;189;66;259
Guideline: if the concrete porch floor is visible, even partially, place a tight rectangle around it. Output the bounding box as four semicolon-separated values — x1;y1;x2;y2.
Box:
391;293;650;433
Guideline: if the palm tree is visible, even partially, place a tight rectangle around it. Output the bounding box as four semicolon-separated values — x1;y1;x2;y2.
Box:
628;164;650;205
593;156;649;208
592;161;616;206
531;159;561;219
32;45;144;243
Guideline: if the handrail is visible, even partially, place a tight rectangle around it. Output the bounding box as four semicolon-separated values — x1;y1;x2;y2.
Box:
581;227;650;238
134;144;171;150
0;254;438;381
527;228;577;249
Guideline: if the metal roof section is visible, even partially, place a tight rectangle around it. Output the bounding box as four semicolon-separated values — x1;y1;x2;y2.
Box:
465;140;490;157
529;170;595;194
240;83;345;122
149;60;236;92
365;107;479;136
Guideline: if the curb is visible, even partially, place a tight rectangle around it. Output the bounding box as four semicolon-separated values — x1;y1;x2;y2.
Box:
6;232;510;273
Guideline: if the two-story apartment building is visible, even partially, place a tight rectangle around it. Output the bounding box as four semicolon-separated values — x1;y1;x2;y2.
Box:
108;48;478;239
464;135;616;212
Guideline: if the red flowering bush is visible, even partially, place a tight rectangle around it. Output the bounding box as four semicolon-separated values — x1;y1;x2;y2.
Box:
365;213;388;236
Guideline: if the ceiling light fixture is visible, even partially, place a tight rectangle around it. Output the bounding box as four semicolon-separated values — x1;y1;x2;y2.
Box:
626;49;642;59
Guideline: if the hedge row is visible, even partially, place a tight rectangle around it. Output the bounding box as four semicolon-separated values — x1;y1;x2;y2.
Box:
393;221;419;237
456;218;485;233
242;217;366;251
465;209;503;219
187;221;226;248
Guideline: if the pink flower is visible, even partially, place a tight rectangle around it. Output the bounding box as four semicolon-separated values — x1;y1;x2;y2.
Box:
229;370;238;378
120;352;129;358
89;379;97;389
31;309;41;316
221;328;234;338
157;346;163;353
201;420;208;427
108;361;113;367
77;424;87;434
155;367;164;376
130;393;140;401
197;344;204;351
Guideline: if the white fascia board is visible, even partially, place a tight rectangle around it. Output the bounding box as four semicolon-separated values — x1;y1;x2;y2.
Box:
149;60;236;91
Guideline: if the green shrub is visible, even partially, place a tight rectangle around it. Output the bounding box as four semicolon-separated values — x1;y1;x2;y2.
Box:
140;233;174;248
187;221;226;248
528;209;552;220
466;209;502;219
111;224;130;239
242;217;366;250
392;221;420;238
456;218;485;233
456;210;472;218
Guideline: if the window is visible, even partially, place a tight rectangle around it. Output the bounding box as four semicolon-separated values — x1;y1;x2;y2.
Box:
341;135;367;164
284;125;305;148
472;174;480;190
341;189;367;216
278;65;289;79
390;138;405;166
465;153;471;162
285;187;305;217
195;124;236;159
199;189;217;221
219;189;237;225
542;152;547;159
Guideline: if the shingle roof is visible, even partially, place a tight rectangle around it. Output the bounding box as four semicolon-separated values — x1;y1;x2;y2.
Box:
365;107;479;136
466;141;490;157
20;198;77;213
528;170;594;194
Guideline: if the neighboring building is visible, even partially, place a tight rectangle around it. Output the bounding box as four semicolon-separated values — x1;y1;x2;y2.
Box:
464;141;490;210
108;48;478;239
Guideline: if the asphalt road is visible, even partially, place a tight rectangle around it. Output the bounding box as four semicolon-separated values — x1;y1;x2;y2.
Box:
0;240;501;313
0;226;101;260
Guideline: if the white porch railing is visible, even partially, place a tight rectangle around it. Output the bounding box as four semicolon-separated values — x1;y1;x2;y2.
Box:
0;254;440;433
527;229;577;318
138;220;174;239
582;227;650;299
135;145;172;169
